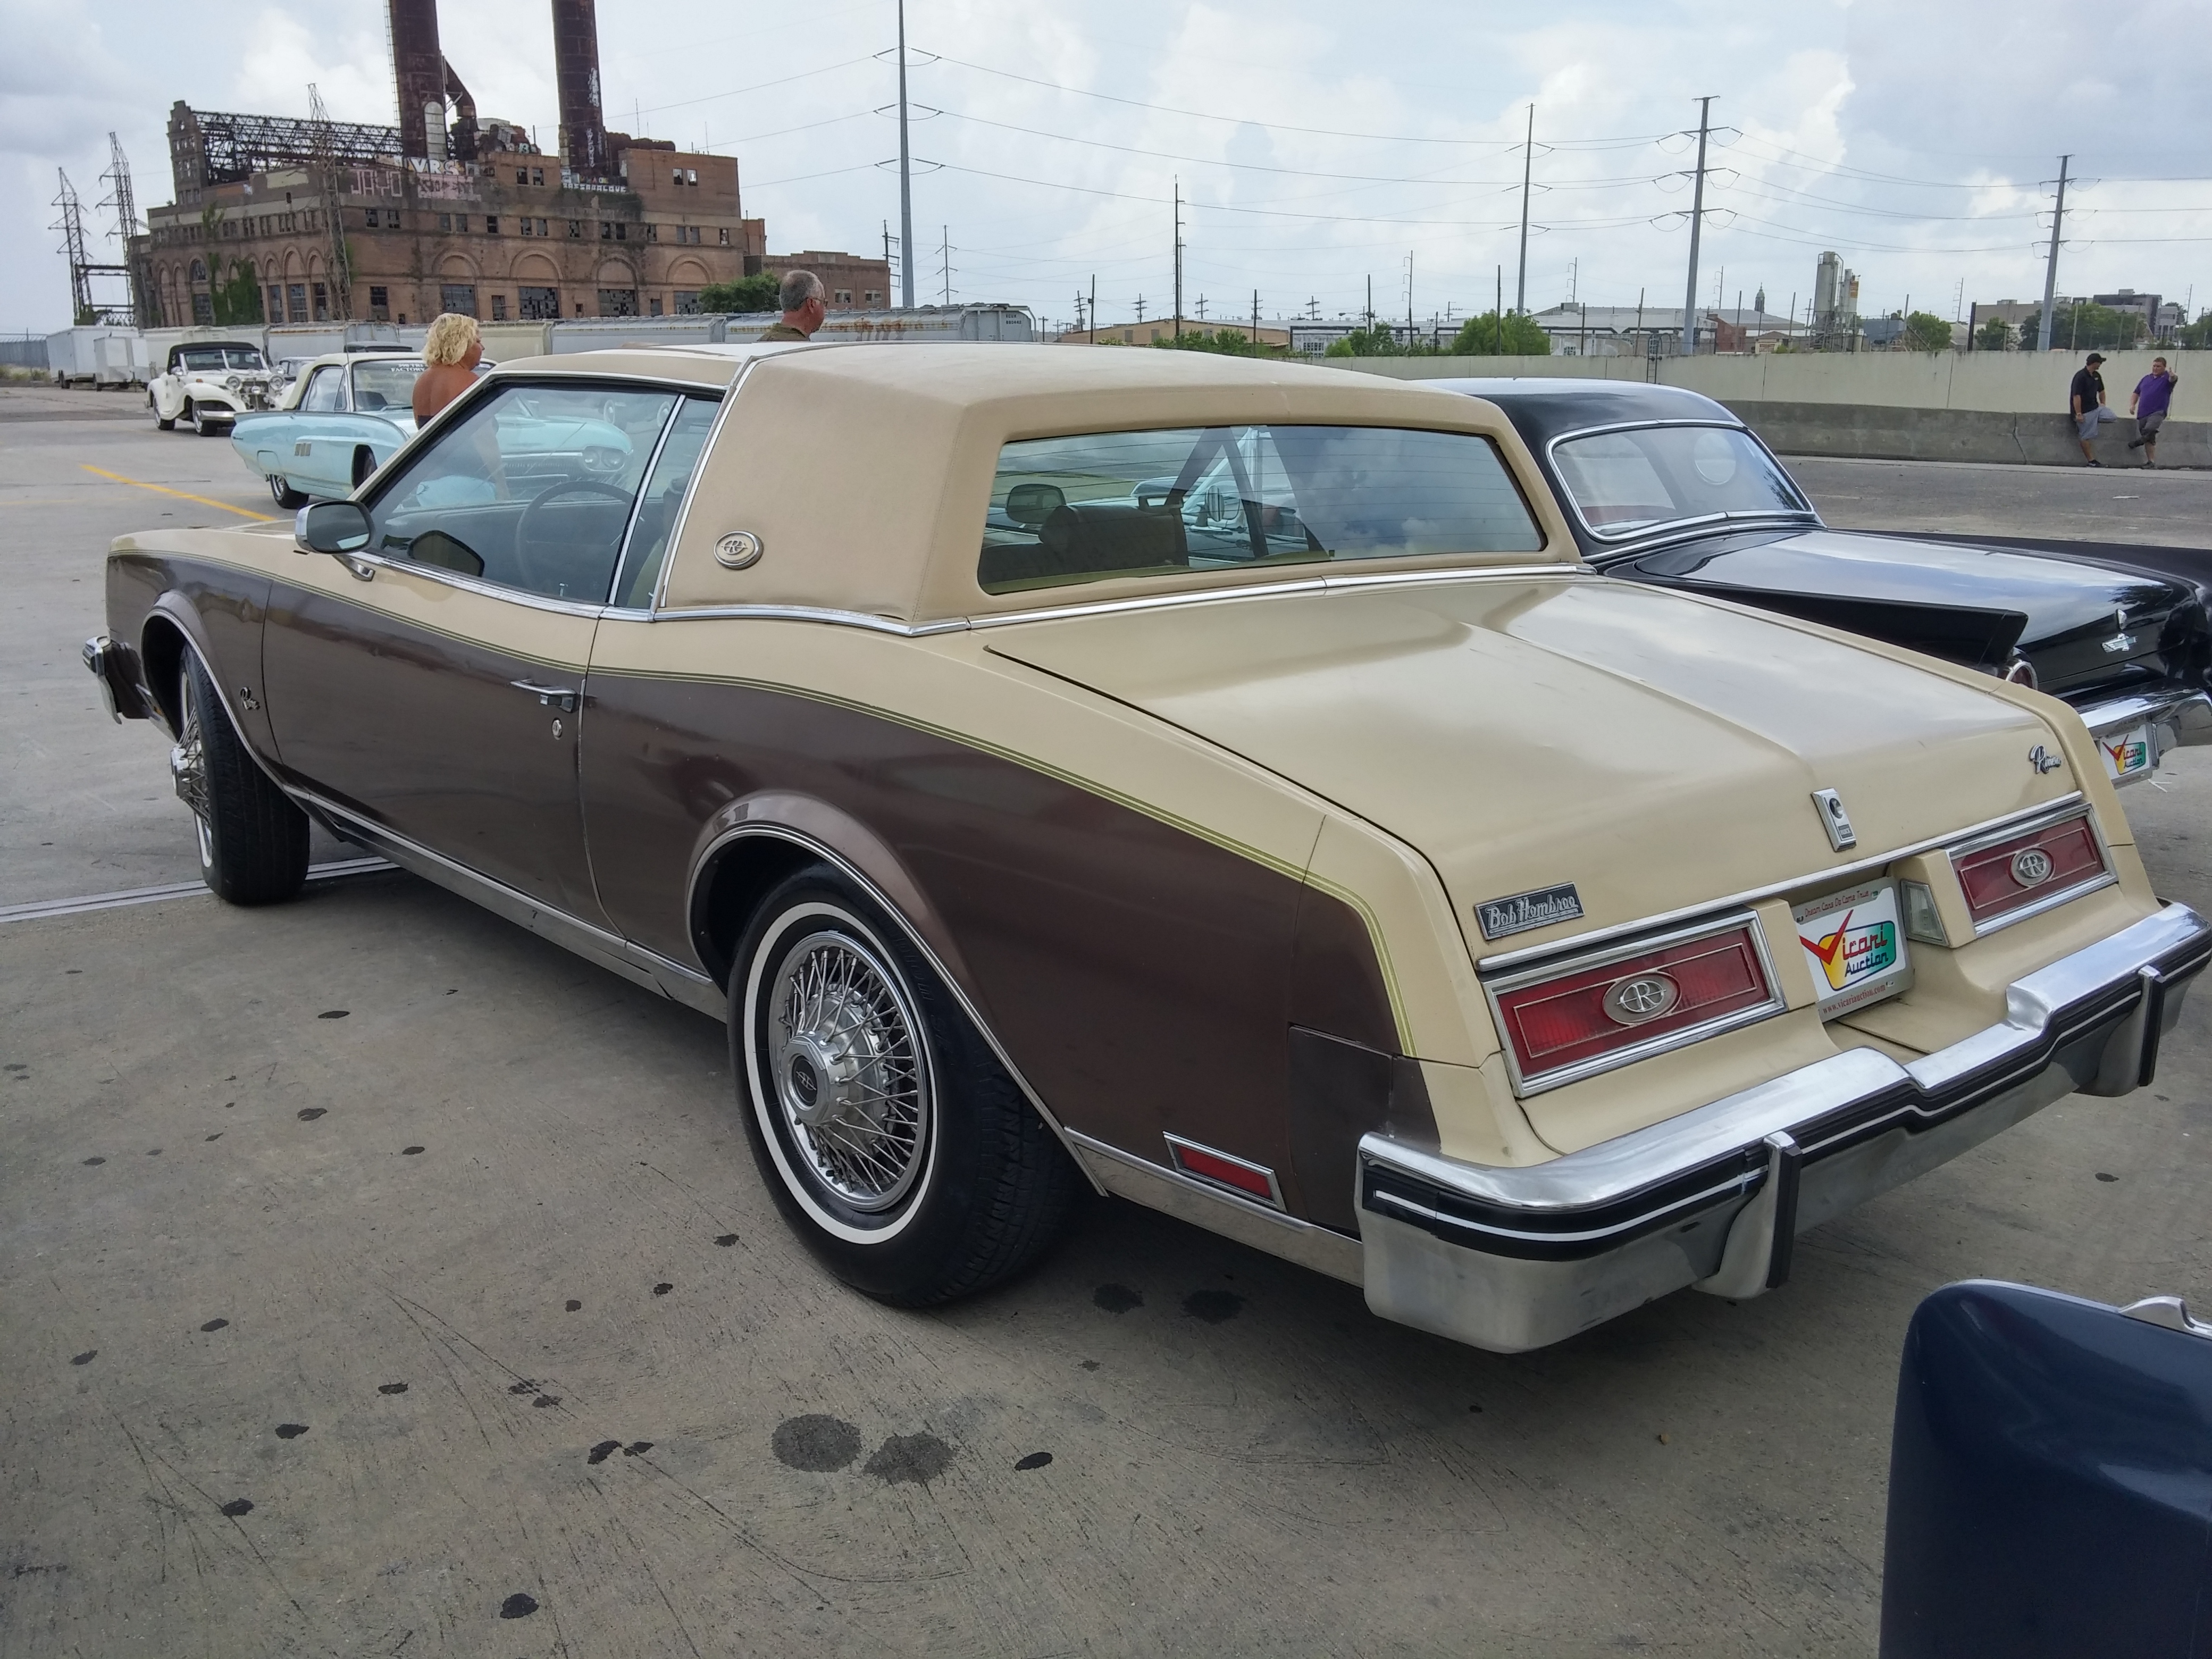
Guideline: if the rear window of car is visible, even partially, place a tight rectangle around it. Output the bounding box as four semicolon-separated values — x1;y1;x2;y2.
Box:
978;424;1543;594
1551;423;1808;538
351;358;425;412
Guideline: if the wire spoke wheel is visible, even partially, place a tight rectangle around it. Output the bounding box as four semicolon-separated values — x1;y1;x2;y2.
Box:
171;666;213;869
767;928;932;1213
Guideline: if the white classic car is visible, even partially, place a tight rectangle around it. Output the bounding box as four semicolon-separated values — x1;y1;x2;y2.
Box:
147;341;278;436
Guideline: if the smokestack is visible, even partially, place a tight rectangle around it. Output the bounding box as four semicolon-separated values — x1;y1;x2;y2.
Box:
551;0;609;178
389;0;445;161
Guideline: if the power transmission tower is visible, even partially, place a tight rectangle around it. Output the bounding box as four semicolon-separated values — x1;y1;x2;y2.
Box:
938;224;953;305
1679;95;1715;356
1515;105;1534;315
2036;155;2071;352
52;169;132;325
308;83;352;320
96;133;149;326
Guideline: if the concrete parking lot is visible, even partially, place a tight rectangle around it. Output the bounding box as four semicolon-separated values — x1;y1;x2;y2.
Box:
5;388;2211;1657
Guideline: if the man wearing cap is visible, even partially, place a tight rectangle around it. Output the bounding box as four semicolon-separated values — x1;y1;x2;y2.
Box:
2071;351;2119;465
760;270;826;342
2127;356;2179;467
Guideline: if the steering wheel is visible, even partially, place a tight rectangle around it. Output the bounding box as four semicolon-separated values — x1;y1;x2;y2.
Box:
514;478;634;593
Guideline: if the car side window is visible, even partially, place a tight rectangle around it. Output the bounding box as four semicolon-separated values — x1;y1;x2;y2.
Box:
611;396;720;609
364;382;678;605
300;367;346;413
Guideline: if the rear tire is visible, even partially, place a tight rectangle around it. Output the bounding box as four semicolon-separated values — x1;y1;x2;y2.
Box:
270;475;308;509
173;652;309;905
730;866;1082;1306
350;446;376;490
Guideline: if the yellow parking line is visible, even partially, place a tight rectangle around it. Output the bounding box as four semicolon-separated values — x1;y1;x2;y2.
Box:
79;463;276;522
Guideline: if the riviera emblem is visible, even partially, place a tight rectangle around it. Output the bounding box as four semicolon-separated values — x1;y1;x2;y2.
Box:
2029;744;2063;774
1603;973;1681;1026
2012;848;2055;887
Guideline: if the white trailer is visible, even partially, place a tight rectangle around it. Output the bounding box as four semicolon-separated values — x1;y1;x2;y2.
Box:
45;326;148;388
539;303;1036;354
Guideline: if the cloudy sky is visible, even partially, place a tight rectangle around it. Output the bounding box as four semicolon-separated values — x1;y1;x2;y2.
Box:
5;0;2208;336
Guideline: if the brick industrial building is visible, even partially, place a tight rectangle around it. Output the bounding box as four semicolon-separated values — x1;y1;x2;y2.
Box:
133;1;887;329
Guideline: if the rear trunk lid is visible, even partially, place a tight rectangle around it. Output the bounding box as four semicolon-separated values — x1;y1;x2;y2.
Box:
985;574;2077;953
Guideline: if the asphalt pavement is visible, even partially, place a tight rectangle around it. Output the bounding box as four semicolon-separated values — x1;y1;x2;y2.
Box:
5;385;2212;1657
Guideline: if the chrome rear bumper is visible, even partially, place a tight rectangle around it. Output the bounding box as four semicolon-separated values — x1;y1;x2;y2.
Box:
2076;689;2212;783
1359;902;2212;1353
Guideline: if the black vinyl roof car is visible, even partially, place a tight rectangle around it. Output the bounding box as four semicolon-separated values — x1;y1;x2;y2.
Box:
1440;378;2212;788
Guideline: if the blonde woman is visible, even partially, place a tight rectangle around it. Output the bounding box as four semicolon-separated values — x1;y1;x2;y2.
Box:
413;312;483;424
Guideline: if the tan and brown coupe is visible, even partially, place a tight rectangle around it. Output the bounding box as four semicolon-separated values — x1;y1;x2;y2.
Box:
86;343;2211;1351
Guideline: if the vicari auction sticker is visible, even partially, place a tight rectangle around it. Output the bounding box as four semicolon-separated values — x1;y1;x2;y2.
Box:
1794;879;1914;1018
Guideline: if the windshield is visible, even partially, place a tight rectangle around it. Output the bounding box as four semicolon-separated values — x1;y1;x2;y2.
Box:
1551;424;1809;539
178;346;267;373
980;423;1542;594
352;358;425;413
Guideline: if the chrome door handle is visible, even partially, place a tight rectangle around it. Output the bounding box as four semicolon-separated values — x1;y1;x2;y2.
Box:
509;678;577;713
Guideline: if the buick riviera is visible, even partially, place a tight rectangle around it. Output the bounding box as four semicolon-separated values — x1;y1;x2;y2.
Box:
84;346;2210;1352
1440;378;2212;789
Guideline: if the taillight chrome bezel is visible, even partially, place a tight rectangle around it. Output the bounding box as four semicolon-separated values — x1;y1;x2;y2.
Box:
1944;801;2115;936
1482;910;1787;1097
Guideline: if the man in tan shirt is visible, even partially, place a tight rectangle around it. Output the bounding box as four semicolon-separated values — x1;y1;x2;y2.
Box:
760;270;826;342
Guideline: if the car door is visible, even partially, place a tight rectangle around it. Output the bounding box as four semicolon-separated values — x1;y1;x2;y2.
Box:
287;365;352;494
262;378;683;924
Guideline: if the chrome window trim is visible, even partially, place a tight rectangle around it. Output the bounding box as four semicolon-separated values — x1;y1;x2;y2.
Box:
1482;909;1787;1097
1477;793;2091;974
649;356;761;615
964;562;1590;632
605;393;698;607
650;603;968;636
1540;418;1817;548
1947;800;2117;939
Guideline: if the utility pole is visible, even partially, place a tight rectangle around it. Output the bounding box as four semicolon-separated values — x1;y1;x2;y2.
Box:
1089;274;1096;344
1365;274;1373;331
1680;95;1714;357
1515;104;1534;315
1252;288;1259;347
2036;154;2070;352
896;0;915;308
1405;250;1414;335
939;224;951;305
1636;286;1645;355
1172;178;1183;340
1495;265;1503;350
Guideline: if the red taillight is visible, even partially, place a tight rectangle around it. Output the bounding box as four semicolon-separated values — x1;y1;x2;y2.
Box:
1492;923;1777;1091
1953;814;2105;927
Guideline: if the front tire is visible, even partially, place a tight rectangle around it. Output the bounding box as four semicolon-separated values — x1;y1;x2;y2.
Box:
150;396;174;431
173;652;309;904
730;867;1082;1305
192;405;228;437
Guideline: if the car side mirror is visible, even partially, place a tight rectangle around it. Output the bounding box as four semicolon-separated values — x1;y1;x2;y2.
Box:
295;500;375;581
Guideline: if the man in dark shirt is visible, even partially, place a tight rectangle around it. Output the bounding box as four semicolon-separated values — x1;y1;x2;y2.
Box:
760;270;826;342
2070;351;2116;465
2127;356;2179;466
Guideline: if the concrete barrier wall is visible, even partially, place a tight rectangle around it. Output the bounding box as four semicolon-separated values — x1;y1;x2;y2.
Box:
1335;350;2203;466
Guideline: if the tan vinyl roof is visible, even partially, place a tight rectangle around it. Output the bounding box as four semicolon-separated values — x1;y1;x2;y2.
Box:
513;342;1579;623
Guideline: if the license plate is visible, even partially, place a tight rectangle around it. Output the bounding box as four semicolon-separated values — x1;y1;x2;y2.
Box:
1794;879;1913;1019
2097;724;2154;783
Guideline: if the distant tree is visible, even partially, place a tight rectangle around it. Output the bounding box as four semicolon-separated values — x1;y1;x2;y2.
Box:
2175;311;2212;350
1903;311;1953;353
698;273;783;313
210;258;264;326
1975;316;2013;351
1154;328;1282;357
1325;323;1408;357
2016;301;2144;353
1447;310;1552;356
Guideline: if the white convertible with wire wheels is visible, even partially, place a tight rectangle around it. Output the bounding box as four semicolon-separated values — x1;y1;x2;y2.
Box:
147;341;278;437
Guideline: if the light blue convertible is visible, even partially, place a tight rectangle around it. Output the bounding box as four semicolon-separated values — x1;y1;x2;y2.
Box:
230;354;428;508
231;354;637;508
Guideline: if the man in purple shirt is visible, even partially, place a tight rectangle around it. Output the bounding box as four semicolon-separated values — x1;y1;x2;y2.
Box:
2127;356;2179;467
